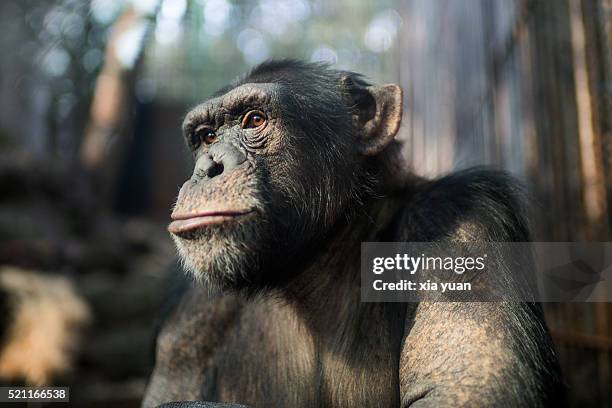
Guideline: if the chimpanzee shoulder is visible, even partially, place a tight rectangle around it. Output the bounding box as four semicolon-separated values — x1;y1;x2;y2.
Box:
395;167;531;242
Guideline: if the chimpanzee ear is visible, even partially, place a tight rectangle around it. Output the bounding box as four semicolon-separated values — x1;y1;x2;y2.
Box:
341;75;403;156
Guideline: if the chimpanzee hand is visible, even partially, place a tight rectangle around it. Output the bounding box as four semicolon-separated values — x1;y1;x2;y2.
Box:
156;402;252;408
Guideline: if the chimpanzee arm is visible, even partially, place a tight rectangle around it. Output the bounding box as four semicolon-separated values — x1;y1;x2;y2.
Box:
399;302;563;407
398;170;565;407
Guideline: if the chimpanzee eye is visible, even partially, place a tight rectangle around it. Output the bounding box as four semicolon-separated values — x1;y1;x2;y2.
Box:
203;130;217;144
194;125;217;146
242;110;267;129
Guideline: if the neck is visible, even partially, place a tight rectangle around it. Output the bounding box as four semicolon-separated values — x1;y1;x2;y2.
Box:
280;196;404;342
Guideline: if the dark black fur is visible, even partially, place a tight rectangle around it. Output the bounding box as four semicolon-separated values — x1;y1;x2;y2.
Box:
143;61;565;408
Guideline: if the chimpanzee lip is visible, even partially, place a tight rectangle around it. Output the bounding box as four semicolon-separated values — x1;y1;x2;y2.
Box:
168;209;255;234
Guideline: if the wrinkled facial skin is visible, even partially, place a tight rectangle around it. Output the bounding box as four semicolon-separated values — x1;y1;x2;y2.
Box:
169;82;361;290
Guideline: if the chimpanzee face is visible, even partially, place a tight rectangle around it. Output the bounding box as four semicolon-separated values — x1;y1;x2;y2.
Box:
168;61;402;290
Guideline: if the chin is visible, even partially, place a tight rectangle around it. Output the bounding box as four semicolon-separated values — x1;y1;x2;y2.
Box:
171;221;267;290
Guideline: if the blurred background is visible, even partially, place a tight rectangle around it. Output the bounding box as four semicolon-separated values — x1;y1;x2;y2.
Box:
0;0;610;406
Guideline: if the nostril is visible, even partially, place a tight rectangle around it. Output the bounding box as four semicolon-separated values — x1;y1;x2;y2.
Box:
207;161;224;178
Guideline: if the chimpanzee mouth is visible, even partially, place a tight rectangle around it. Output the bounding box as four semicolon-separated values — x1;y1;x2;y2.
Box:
168;209;256;235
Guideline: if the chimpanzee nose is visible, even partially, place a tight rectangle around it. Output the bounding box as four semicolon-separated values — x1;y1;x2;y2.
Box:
193;154;223;180
192;143;246;181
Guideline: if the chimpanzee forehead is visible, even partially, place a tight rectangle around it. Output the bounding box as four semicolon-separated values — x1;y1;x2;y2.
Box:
183;83;280;129
209;83;279;110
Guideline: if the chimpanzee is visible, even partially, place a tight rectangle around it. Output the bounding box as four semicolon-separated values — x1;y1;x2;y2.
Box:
142;60;565;408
